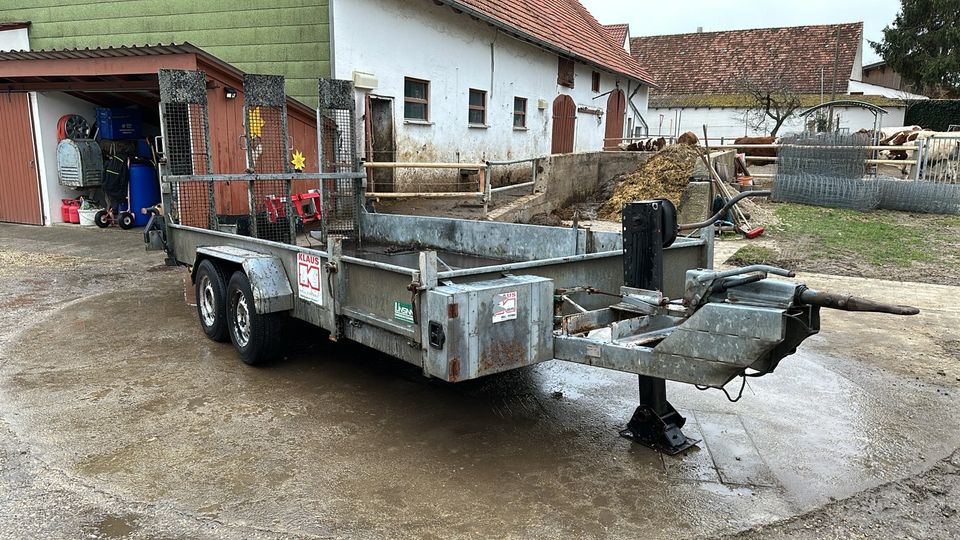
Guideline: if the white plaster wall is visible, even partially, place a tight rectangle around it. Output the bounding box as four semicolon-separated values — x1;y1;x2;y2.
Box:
331;0;648;164
0;28;29;52
649;106;906;140
31;92;98;224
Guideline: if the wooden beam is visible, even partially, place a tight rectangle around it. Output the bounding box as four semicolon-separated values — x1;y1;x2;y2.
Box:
0;54;196;79
0;79;158;92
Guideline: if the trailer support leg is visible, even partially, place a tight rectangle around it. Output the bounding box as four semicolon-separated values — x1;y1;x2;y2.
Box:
620;375;699;454
620;201;696;454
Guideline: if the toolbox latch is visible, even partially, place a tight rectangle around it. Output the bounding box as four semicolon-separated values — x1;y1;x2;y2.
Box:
428;321;445;349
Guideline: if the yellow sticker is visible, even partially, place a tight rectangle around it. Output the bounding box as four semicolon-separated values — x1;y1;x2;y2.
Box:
291;149;306;171
247;107;264;138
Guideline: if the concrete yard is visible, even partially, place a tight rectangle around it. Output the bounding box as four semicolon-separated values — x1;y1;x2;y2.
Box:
0;224;958;539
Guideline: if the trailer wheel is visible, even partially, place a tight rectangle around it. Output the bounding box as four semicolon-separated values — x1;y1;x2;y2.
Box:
195;259;229;342
118;212;136;230
226;271;281;366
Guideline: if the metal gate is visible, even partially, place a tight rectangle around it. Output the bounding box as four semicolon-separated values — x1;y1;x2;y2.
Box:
0;93;42;225
318;78;362;242
883;134;960;214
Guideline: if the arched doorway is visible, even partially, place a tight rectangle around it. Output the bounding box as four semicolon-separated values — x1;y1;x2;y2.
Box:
603;89;626;150
551;95;576;154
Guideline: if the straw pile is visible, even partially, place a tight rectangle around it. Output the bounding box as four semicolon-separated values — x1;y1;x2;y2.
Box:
598;144;700;220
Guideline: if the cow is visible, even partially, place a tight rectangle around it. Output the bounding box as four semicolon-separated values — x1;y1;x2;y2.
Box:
878;130;960;180
620;137;667;152
733;136;779;158
676;131;699;145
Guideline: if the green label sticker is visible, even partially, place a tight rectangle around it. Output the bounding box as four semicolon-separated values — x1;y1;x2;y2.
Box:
394;301;414;323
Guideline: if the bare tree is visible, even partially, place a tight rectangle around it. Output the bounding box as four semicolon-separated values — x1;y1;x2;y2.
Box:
735;74;803;136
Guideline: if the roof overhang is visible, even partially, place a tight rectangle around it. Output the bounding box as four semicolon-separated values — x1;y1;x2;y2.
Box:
0;44;315;120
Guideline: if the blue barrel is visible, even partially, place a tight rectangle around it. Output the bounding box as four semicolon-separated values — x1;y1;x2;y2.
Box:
129;163;161;227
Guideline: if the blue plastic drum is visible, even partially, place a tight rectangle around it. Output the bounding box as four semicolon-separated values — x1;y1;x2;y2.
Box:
129;163;161;227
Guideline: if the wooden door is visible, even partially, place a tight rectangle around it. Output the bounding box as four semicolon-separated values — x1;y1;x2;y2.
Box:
0;93;42;225
551;95;576;154
368;96;396;192
603;89;626;150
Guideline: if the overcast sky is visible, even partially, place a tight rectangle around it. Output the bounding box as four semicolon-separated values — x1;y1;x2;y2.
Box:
581;0;903;64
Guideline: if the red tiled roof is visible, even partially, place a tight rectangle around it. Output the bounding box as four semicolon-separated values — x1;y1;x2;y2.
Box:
441;0;655;85
630;22;862;96
603;24;629;48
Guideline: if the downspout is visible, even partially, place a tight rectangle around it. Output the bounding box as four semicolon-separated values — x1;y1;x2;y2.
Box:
627;82;648;136
327;0;337;77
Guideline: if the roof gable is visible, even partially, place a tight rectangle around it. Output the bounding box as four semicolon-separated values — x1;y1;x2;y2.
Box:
603;24;629;49
440;0;654;85
630;22;862;95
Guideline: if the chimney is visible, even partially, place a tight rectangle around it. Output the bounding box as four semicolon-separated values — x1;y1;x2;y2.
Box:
696;26;703;33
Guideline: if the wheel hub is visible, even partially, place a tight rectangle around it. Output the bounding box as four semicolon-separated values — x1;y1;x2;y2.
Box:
199;276;217;327
234;292;251;347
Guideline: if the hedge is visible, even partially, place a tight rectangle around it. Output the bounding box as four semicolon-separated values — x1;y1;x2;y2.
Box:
905;100;960;131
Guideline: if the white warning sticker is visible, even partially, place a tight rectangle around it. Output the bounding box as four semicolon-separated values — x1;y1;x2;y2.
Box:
492;291;518;323
297;253;323;305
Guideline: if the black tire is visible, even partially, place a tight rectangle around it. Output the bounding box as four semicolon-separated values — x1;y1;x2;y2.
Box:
195;260;229;342
226;271;282;366
93;210;110;228
118;212;136;229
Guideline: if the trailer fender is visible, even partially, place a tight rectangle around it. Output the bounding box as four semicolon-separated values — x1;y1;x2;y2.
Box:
194;246;294;314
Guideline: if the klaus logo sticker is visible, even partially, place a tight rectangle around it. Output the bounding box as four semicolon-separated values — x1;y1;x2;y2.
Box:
493;291;518;323
297;253;323;305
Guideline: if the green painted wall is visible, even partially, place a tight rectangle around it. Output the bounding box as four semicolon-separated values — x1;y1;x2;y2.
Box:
0;0;329;106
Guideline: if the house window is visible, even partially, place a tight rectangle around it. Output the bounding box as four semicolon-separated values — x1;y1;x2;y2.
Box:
404;77;429;121
469;89;486;125
591;71;600;92
558;57;574;88
513;97;527;128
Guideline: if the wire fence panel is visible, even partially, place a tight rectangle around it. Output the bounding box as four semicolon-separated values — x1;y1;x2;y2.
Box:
773;133;879;210
319;79;362;242
772;132;960;215
879;136;960;214
158;69;216;229
244;74;295;244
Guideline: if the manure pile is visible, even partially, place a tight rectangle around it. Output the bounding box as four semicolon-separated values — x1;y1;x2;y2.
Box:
598;144;699;220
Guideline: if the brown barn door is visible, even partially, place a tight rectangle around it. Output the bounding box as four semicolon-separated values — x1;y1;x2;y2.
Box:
367;96;396;192
603;89;626;150
0;93;42;225
551;95;576;154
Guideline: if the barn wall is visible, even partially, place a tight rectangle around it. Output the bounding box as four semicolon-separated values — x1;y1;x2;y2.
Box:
0;0;330;105
202;70;319;216
331;0;647;189
648;106;906;139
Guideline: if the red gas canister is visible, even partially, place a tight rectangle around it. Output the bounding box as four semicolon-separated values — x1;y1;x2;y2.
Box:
60;199;74;223
68;203;80;224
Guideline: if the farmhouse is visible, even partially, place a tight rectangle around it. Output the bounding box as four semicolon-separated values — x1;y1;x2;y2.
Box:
0;0;653;225
628;22;927;139
331;0;655;168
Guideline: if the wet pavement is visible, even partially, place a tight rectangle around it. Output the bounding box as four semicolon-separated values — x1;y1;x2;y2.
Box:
0;224;958;539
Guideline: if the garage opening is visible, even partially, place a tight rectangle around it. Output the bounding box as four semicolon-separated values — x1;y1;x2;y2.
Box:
0;44;318;229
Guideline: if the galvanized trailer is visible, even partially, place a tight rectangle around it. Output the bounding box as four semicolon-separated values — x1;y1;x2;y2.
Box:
145;71;917;453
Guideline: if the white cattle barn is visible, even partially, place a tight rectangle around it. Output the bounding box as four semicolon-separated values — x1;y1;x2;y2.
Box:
627;22;927;140
330;0;654;189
